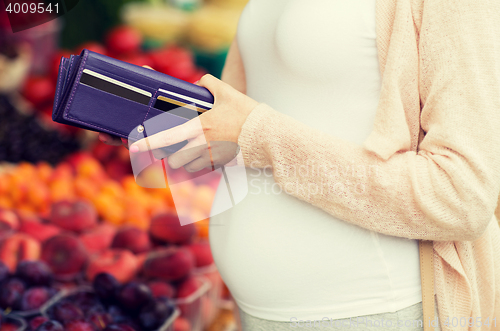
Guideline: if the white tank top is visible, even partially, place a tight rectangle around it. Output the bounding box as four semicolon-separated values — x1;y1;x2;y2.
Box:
209;0;422;322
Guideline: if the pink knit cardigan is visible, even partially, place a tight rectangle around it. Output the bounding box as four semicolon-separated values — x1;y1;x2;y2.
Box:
230;0;500;330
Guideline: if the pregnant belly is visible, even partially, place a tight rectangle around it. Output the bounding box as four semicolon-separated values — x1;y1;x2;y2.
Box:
208;169;400;316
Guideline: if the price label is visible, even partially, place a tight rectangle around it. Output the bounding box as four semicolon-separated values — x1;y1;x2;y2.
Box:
2;0;79;32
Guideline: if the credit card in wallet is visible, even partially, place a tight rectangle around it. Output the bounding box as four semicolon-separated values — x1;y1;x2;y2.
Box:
52;49;214;154
80;69;152;105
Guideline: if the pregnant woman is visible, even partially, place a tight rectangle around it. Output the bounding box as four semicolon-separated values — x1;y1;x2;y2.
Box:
101;0;500;330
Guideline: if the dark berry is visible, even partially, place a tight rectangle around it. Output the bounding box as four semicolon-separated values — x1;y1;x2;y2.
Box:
29;316;49;331
103;324;136;331
52;301;85;324
16;260;53;287
35;321;64;331
93;273;119;304
116;282;153;313
0;278;26;310
20;287;51;311
138;298;175;330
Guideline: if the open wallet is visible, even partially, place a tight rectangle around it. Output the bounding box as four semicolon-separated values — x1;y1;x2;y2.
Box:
52;49;214;154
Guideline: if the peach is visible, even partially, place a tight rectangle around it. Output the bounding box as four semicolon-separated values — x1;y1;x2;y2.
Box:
143;247;194;282
0;210;20;233
86;249;138;283
19;221;61;243
50;200;97;233
149;213;196;244
176;276;203;299
186;241;213;268
0;233;41;272
41;234;88;278
173;317;191;331
147;281;176;299
111;226;151;254
16;210;41;224
79;224;117;255
175;276;204;317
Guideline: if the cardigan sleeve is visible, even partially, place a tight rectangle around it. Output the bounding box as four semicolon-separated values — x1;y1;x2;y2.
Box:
236;0;500;242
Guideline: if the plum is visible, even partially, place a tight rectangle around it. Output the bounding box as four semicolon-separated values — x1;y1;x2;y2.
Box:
16;260;53;286
20;287;51;311
103;324;136;331
71;292;101;314
1;323;19;331
107;305;126;323
93;273;119;304
87;308;113;331
35;321;64;331
116;282;153;313
65;320;96;331
52;301;85;324
29;316;49;331
138;298;175;330
0;278;26;309
0;261;10;283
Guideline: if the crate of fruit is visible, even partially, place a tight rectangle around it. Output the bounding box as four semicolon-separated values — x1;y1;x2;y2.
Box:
170;276;210;331
191;263;222;329
40;283;180;331
0;260;67;318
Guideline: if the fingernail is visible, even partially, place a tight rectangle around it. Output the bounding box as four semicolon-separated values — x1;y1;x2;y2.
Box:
130;145;139;153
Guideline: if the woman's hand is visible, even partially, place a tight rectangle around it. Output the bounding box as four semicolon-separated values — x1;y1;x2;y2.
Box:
130;74;259;171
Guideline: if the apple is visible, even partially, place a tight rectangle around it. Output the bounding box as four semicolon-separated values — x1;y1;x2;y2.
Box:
105;26;143;56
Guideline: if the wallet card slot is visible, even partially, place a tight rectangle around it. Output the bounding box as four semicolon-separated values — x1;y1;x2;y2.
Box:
64;83;152;139
84;64;157;104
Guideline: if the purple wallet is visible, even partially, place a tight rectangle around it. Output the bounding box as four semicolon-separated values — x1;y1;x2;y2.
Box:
52;49;214;154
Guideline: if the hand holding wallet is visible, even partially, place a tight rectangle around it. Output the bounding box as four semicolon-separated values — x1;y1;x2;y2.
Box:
52;49;214;154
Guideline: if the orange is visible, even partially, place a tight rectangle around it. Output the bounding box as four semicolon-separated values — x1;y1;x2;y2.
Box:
0;196;13;209
27;180;50;209
15;162;36;180
36;162;53;183
74;176;99;201
0;174;11;196
49;178;75;202
102;204;125;226
100;181;125;199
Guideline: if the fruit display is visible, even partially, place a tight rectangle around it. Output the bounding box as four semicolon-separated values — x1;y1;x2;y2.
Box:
0;155;222;329
41;275;181;331
0;260;59;315
0;155;214;233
